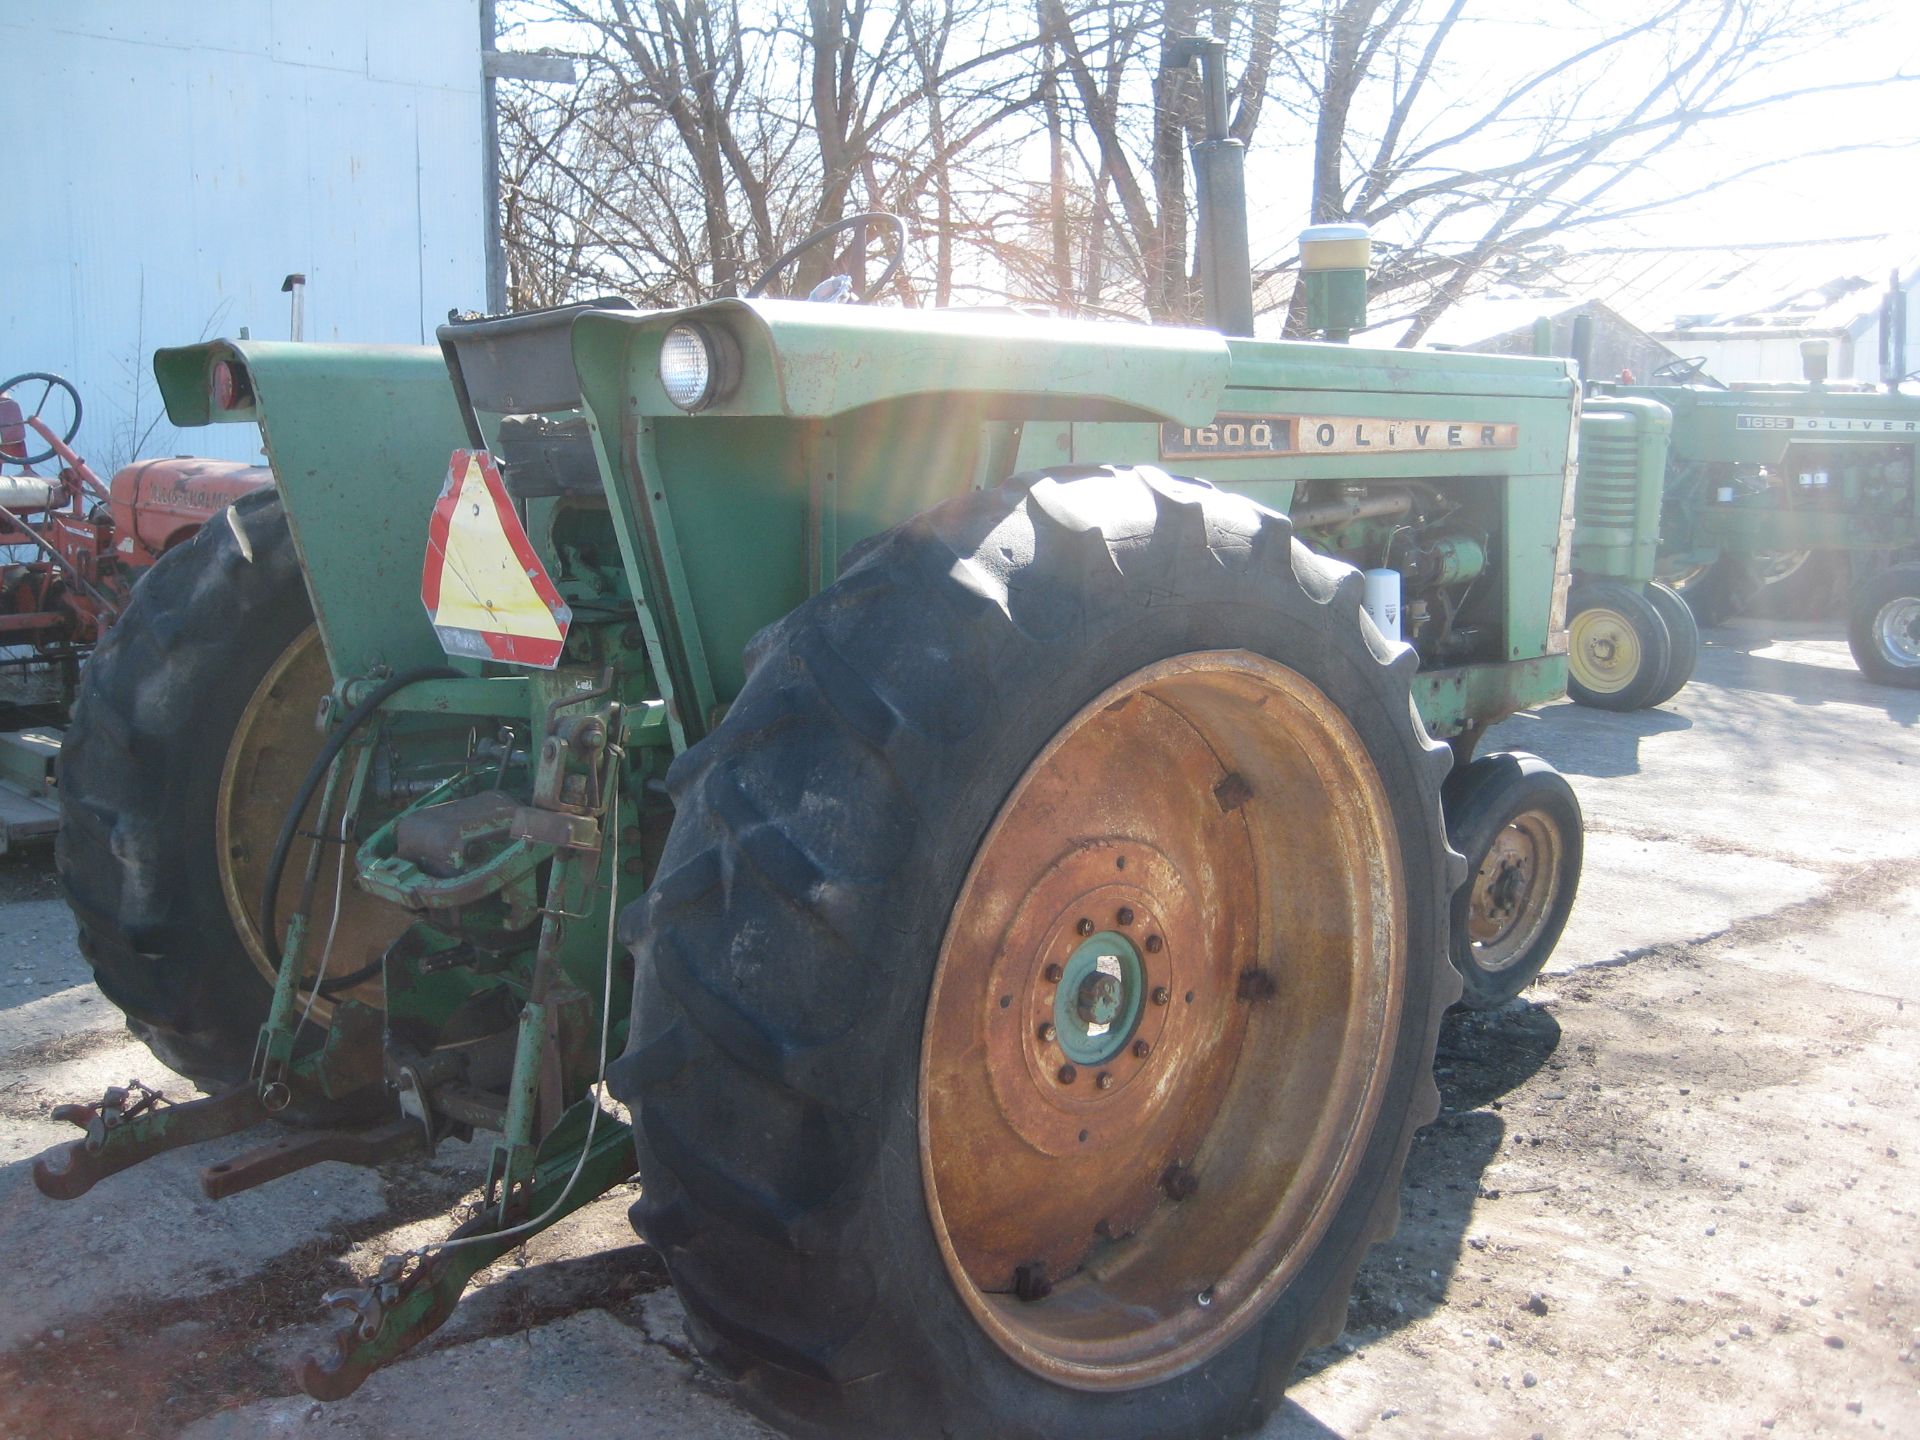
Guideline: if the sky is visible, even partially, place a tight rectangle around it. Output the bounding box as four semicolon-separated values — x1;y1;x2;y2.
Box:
1237;0;1920;261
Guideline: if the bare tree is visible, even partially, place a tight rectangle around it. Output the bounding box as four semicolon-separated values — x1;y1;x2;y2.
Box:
502;0;1049;307
1272;0;1920;343
500;0;1918;340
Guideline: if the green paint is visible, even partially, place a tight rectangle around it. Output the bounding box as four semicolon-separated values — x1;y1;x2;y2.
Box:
1053;932;1144;1066
1573;397;1672;586
154;341;473;678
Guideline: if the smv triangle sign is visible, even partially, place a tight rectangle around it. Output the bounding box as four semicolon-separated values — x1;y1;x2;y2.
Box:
422;450;572;669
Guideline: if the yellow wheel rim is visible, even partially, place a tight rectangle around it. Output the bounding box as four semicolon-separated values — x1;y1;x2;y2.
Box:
1568;607;1642;696
215;625;409;1023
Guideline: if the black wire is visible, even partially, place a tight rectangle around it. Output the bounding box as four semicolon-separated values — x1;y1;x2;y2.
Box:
259;666;461;968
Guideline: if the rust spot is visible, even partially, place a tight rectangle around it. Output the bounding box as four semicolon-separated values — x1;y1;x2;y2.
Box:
1237;968;1278;1003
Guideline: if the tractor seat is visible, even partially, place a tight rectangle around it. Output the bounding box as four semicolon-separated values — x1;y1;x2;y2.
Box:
0;475;59;512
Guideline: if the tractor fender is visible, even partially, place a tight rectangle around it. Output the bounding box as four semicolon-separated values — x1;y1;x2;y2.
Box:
570;297;1232;426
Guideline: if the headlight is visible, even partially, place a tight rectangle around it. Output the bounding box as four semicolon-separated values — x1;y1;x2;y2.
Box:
660;323;720;410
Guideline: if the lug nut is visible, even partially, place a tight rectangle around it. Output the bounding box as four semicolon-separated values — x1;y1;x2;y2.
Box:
1095;1071;1114;1090
1044;963;1064;984
1152;986;1171;1006
1133;1039;1152;1059
1057;1063;1077;1084
1117;906;1135;926
1038;1022;1057;1043
1145;935;1163;953
1076;917;1094;936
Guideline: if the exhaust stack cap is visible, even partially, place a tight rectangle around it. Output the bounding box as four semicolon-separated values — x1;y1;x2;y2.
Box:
1800;338;1830;386
1299;224;1372;273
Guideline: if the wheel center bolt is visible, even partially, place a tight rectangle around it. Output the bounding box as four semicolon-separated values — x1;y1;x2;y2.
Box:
1152;986;1171;1006
1076;970;1122;1026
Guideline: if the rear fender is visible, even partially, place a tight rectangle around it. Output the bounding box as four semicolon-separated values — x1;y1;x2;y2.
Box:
153;341;469;678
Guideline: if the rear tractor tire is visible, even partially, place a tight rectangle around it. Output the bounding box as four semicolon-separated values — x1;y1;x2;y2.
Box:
1847;562;1920;688
57;490;404;1107
1566;578;1672;711
1442;751;1583;1010
610;466;1464;1439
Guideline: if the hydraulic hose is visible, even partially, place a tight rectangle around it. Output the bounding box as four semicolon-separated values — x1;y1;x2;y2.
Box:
258;666;461;969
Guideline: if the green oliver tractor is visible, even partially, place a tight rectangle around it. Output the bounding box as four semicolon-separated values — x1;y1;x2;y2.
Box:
1525;316;1696;712
1564;395;1700;710
1606;351;1920;688
37;47;1589;1438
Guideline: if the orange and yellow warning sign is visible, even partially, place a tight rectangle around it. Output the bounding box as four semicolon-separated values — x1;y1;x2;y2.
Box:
422;450;572;669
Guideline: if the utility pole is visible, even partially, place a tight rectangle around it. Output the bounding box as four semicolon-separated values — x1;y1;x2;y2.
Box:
481;0;576;316
481;0;505;315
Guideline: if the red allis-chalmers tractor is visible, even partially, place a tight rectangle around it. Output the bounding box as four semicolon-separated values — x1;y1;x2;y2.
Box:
0;371;271;647
0;371;269;845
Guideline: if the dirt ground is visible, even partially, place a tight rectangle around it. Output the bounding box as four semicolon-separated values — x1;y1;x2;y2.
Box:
0;616;1915;1439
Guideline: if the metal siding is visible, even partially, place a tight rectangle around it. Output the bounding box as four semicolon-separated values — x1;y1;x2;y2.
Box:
2;2;483;468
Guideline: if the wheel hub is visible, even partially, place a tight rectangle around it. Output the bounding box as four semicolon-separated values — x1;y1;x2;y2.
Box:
1467;811;1563;973
1874;596;1920;668
990;859;1195;1160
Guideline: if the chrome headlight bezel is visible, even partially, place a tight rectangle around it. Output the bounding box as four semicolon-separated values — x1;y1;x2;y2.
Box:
658;321;740;412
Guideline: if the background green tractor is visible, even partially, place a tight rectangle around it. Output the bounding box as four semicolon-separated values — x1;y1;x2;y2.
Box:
1527;315;1695;712
1606;343;1920;688
1565;395;1697;710
36;46;1588;1438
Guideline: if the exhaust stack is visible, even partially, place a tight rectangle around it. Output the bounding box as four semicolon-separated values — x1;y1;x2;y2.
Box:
1168;37;1254;337
1801;338;1830;388
1299;224;1372;343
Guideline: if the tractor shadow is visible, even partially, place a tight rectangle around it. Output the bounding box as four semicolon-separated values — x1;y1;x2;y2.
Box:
1265;1000;1561;1433
1697;624;1920;725
1488;700;1692;780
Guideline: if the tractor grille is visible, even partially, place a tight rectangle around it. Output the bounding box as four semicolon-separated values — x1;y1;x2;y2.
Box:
1576;415;1643;530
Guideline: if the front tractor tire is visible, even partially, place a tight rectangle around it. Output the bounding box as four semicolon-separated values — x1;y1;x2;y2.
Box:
1442;751;1583;1010
1846;562;1920;688
610;467;1463;1439
1566;578;1673;711
57;490;399;1103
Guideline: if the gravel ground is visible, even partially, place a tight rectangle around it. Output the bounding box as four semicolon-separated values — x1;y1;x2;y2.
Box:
0;615;1915;1439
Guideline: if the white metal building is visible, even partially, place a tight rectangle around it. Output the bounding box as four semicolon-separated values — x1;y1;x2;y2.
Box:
2;2;486;467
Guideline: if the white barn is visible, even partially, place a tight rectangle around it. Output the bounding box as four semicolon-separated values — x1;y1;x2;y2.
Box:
2;2;486;467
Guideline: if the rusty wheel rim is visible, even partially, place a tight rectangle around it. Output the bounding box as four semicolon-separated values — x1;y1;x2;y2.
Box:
216;625;407;1022
1465;809;1563;974
919;651;1408;1389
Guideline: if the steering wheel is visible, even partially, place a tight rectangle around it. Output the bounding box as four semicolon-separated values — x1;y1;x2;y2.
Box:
744;213;908;303
1652;356;1710;384
0;372;83;468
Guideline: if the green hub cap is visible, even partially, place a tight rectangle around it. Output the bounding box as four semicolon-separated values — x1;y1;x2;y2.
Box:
1053;931;1144;1065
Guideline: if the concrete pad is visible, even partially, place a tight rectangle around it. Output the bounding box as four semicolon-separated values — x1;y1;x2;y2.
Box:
0;1129;392;1350
1722;881;1920;1004
179;1308;776;1440
1547;829;1823;972
1487;627;1920;863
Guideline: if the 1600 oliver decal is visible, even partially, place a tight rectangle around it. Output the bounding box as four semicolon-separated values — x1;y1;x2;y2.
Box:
1161;414;1520;460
